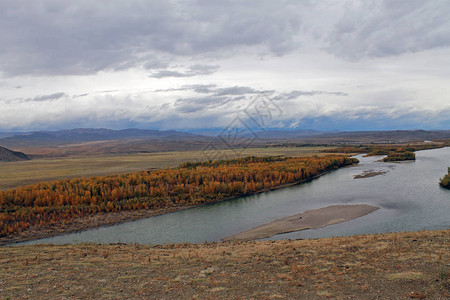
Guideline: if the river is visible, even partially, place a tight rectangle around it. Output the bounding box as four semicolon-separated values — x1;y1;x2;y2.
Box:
21;147;450;245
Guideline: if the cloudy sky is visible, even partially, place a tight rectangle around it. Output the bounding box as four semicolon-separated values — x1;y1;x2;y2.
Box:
1;0;449;132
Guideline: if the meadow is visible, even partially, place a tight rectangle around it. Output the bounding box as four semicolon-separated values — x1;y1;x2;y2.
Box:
0;146;331;190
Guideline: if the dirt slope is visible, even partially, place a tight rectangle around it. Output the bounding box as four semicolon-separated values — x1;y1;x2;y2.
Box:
0;229;448;299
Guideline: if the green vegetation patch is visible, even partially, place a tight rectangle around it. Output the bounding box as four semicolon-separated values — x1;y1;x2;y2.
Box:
322;143;445;156
382;151;415;162
439;168;450;189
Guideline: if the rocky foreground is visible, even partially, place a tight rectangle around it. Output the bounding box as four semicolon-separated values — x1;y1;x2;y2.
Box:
0;229;448;299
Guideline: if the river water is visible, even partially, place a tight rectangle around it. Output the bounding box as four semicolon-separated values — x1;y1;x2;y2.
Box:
21;147;450;245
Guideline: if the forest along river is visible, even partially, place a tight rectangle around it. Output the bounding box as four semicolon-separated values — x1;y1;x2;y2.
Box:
20;147;450;245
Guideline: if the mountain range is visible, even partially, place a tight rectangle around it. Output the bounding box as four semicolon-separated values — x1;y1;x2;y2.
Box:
1;128;449;158
0;128;202;146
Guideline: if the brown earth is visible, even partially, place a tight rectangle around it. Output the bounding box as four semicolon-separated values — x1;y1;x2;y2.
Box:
0;229;448;299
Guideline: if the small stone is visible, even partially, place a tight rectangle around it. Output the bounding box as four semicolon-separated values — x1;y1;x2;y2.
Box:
199;266;218;277
406;291;426;299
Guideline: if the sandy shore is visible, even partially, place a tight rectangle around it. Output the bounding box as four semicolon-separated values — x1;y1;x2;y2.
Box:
222;204;379;241
353;169;387;179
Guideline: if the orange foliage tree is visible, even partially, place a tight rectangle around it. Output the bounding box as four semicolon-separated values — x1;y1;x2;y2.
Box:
0;155;357;237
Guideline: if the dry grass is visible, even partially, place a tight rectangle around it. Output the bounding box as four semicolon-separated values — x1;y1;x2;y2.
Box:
0;229;448;299
386;272;427;281
0;146;332;190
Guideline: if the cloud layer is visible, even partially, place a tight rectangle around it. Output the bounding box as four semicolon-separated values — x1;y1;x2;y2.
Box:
0;0;449;131
2;0;449;76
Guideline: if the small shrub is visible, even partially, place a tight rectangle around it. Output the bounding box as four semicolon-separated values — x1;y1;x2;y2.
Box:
439;173;450;189
383;151;415;162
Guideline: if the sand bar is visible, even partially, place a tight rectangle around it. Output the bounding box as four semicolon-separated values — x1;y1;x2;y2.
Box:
222;204;379;241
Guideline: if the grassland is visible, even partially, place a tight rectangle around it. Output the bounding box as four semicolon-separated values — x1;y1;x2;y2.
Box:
1;143;449;298
0;146;332;190
0;229;448;299
2;142;447;190
321;142;447;156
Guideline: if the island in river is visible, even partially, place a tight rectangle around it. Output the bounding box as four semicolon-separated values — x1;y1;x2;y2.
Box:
222;204;379;241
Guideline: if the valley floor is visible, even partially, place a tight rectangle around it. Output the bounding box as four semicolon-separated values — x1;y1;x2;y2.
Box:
1;229;448;299
0;147;331;190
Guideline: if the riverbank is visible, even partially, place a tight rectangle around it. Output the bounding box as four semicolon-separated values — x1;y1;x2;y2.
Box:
1;159;357;246
222;204;379;241
1;229;448;299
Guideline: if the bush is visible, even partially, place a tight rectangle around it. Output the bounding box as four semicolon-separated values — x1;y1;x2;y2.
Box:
440;171;450;189
383;151;415;162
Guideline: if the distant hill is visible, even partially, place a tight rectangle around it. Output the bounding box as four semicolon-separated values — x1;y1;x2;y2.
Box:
0;128;448;158
301;130;450;144
187;128;322;138
0;128;204;148
203;128;450;142
0;146;30;162
0;128;214;158
252;129;321;139
48;128;201;141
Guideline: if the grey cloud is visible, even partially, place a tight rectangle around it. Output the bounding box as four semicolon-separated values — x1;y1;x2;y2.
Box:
0;1;303;76
144;97;450;131
150;70;193;79
281;90;348;99
190;84;218;93
189;64;220;74
154;84;271;97
149;64;220;78
154;84;217;93
327;0;450;59
2;1;448;76
142;57;170;70
174;95;244;113
154;87;187;93
99;90;120;94
177;85;255;95
213;86;260;96
73;93;89;98
6;92;68;104
32;92;67;102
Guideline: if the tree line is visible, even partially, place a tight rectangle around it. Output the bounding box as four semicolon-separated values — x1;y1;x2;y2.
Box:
0;155;357;237
322;143;445;156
